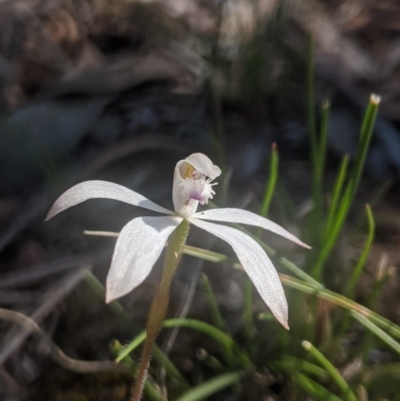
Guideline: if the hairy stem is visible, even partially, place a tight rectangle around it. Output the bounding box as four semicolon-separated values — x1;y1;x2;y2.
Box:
130;219;190;401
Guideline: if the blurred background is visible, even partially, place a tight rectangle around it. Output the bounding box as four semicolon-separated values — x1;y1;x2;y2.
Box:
1;0;400;400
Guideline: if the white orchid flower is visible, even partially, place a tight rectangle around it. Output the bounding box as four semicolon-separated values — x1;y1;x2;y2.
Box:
46;153;309;329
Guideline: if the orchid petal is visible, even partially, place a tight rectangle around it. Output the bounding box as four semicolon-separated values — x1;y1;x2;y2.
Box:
46;180;173;220
193;208;310;249
106;215;182;303
190;217;289;329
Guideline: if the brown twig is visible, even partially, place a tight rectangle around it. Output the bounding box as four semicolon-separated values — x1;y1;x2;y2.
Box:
0;306;129;374
0;267;89;364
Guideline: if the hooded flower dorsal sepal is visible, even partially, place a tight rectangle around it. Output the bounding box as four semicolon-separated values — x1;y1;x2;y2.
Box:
46;152;310;329
173;153;221;218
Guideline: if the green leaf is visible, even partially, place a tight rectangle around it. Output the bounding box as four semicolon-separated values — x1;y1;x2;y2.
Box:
173;371;245;401
351;311;400;355
301;341;357;401
294;372;344;401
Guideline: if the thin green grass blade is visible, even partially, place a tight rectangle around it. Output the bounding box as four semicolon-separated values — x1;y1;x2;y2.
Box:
313;184;352;278
347;204;375;297
309;100;330;247
202;274;225;331
278;274;400;339
157;318;250;367
350;95;381;195
313;94;381;279
351;311;400;355
302;341;357;401
183;245;230;263
111;339;136;373
336;207;376;345
117;318;251;368
324;154;350;238
318;100;330;182
271;356;328;380
361;263;390;356
293;372;344;401
260;142;279;218
173;371;245;401
116;332;147;361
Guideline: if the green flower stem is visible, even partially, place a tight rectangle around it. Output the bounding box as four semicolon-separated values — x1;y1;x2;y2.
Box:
131;219;190;401
301;341;357;401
